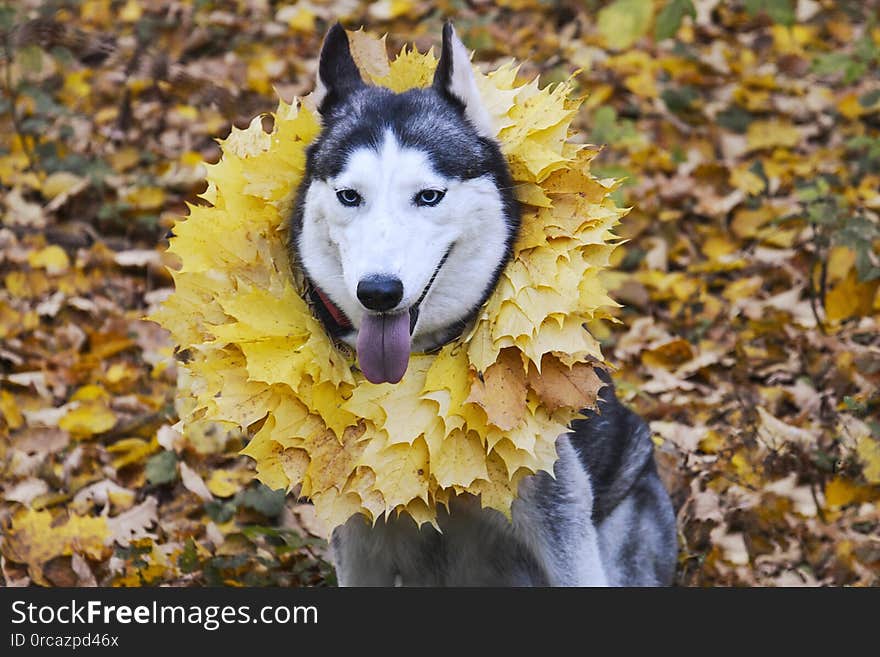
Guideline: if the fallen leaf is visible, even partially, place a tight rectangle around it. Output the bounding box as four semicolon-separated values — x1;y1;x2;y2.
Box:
107;498;158;547
756;407;817;450
1;509;109;585
179;462;214;502
598;0;655;50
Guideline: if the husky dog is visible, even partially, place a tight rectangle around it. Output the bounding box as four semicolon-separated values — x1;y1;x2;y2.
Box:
291;22;677;586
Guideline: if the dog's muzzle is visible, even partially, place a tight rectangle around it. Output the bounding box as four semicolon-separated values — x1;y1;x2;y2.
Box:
357;244;453;384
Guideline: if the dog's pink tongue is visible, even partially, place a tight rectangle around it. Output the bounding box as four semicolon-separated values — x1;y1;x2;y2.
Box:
357;312;411;384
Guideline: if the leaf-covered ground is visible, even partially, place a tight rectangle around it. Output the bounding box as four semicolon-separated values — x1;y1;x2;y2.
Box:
1;0;878;587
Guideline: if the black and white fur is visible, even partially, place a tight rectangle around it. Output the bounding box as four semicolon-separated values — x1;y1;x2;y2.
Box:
292;23;518;350
291;23;677;586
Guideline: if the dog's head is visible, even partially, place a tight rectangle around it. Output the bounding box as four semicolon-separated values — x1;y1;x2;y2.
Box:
292;23;519;384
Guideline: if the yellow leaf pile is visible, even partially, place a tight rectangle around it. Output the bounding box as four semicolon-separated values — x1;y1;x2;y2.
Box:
2;509;109;586
153;31;623;535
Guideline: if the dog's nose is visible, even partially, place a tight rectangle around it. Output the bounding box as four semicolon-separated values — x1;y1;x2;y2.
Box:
357;276;404;312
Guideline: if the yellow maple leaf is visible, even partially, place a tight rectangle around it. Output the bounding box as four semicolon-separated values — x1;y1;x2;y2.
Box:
206;468;253;498
42;171;86;200
597;0;654;50
857;435;880;484
342;466;386;521
279;448;310;489
239;423;289;492
0;389;24;429
824;477;866;509
59;401;116;439
363;437;430;513
372;46;438;91
28;244;70;274
746;120;801;152
309;488;365;537
1;508;109;585
301;423;368;495
107;437;157;470
470;450;524;518
729;165;766;196
430;429;488;489
825;269;879;323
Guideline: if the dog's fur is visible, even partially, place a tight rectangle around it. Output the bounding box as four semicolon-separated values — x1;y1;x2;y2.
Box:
290;23;677;586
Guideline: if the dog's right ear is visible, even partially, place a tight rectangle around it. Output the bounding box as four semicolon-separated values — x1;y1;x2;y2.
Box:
313;23;365;114
433;22;495;139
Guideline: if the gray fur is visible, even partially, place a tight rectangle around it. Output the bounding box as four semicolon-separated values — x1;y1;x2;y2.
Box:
332;380;678;587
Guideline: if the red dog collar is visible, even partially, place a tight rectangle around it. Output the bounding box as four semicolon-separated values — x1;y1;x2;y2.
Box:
314;287;353;331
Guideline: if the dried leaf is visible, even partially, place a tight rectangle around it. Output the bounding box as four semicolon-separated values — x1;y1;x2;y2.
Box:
1;509;109;585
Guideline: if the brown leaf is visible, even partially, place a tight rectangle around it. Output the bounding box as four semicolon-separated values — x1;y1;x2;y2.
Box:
346;29;391;81
42;557;80;586
466;348;528;430
527;356;603;413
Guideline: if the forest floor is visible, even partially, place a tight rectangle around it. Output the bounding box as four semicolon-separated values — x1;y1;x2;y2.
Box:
0;0;878;586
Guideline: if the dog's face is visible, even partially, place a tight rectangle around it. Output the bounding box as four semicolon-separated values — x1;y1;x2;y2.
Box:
292;23;519;384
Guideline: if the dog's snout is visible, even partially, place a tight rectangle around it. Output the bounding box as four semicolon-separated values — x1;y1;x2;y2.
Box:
357;276;404;312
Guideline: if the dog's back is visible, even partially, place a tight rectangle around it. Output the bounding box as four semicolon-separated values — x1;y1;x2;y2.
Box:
332;375;677;586
571;373;677;586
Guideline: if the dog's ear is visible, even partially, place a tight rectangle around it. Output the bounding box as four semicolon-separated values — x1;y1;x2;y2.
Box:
313;23;365;114
432;22;494;139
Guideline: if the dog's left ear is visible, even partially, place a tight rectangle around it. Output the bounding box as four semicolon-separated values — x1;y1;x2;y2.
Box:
433;22;495;139
313;23;366;115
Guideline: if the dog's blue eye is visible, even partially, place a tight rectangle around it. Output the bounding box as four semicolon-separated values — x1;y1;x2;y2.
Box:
336;189;362;207
415;189;445;207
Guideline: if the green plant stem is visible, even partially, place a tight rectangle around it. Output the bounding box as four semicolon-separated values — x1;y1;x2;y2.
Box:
808;224;828;335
